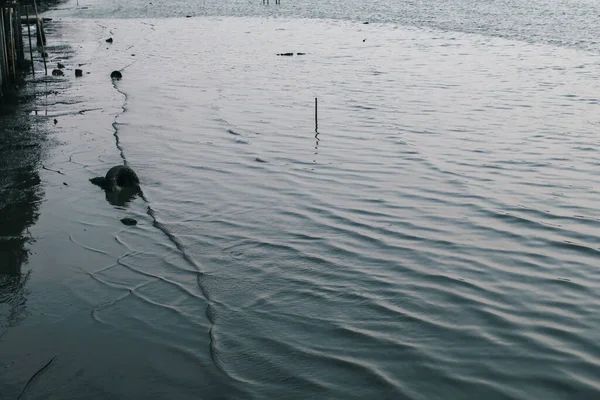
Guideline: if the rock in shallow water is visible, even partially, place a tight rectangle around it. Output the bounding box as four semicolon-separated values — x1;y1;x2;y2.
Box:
120;217;137;226
110;70;122;80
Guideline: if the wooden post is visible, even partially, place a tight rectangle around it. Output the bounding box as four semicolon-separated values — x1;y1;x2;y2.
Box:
9;8;16;80
0;9;4;96
315;97;318;130
0;10;10;85
26;5;34;75
32;0;46;75
14;6;23;67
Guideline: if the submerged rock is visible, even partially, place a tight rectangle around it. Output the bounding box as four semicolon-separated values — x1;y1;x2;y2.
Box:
57;62;65;69
110;70;122;80
120;217;138;226
106;37;113;43
51;69;64;76
277;52;294;56
75;69;83;77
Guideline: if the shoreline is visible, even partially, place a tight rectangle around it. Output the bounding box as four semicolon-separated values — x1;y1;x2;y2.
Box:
0;10;231;399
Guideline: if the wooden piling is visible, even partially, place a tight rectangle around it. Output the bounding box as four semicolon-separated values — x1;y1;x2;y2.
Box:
25;5;33;75
0;0;28;98
31;0;46;75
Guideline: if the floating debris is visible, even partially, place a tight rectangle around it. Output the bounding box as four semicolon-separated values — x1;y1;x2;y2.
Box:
51;69;63;76
106;37;113;43
75;69;83;77
110;70;122;80
57;62;65;69
277;52;294;56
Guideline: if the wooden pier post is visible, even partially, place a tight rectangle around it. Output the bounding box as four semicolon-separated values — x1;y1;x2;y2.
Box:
25;5;33;75
0;0;28;98
31;0;46;75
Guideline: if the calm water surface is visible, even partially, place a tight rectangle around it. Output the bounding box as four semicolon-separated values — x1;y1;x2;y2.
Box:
2;0;600;398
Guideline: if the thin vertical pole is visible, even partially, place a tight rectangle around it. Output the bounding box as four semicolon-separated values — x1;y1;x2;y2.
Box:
32;0;46;75
315;97;318;130
26;6;34;76
0;11;10;84
9;8;16;81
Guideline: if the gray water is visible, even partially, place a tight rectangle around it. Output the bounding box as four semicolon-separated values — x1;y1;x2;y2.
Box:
2;0;600;399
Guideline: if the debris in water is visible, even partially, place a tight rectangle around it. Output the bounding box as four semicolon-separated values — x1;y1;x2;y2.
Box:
121;218;138;226
277;53;294;56
51;69;63;76
110;70;122;80
75;69;83;77
106;37;113;43
57;62;65;69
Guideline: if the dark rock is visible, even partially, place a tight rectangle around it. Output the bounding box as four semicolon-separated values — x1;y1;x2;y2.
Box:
186;15;192;18
90;165;139;192
51;69;64;76
106;37;113;43
296;52;306;55
110;70;122;80
53;119;58;124
277;53;294;56
57;62;65;69
75;69;83;77
120;218;138;226
255;157;267;163
363;21;369;24
63;182;68;186
43;52;49;58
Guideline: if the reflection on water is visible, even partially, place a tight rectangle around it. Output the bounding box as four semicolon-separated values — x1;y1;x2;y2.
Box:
102;185;141;207
0;117;45;331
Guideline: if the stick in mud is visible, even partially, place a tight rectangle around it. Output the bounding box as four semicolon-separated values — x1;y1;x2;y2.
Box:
26;6;35;76
32;0;47;75
17;355;57;400
315;97;318;131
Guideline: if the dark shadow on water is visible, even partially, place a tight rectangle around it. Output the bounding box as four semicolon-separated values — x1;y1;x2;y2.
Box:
0;94;46;332
104;186;141;207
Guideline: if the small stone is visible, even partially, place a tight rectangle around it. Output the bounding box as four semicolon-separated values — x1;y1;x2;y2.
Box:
51;69;63;76
63;182;68;186
110;70;122;80
186;15;192;18
106;37;113;43
53;119;58;124
75;69;83;77
121;218;137;226
363;21;369;24
57;62;65;69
